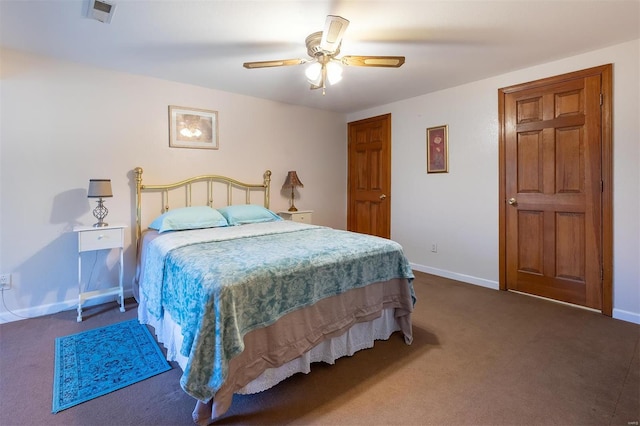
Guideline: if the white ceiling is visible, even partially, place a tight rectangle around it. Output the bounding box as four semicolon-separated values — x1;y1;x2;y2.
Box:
1;0;638;113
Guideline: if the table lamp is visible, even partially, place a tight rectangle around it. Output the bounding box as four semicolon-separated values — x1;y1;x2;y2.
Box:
282;171;303;212
88;179;113;227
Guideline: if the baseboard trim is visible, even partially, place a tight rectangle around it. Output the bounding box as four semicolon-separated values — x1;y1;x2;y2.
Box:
0;291;133;324
3;273;637;326
612;308;640;325
410;263;499;290
410;263;640;325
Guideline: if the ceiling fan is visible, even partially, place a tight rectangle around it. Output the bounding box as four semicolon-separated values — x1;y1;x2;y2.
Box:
243;15;405;94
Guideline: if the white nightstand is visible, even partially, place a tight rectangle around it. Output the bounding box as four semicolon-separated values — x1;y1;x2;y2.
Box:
278;210;313;224
73;224;126;322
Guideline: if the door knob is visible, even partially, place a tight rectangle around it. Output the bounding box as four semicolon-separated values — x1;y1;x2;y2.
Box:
508;197;517;205
379;194;387;200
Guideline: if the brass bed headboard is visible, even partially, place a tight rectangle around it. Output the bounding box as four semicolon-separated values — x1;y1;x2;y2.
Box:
134;167;272;245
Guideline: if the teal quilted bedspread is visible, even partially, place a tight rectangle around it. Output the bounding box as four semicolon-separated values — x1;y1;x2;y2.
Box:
139;221;414;401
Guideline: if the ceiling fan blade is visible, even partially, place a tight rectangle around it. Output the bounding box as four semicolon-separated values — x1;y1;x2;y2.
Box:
243;58;306;69
320;15;349;53
340;55;406;68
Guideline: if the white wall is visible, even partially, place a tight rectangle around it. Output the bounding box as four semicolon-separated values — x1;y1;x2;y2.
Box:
347;39;640;324
0;48;347;321
2;40;638;325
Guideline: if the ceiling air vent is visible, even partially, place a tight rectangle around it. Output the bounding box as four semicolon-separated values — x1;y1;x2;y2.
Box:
88;0;116;24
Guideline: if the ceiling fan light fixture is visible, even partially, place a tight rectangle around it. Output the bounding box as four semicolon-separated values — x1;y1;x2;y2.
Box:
305;62;323;85
242;15;405;93
305;61;343;87
326;61;343;85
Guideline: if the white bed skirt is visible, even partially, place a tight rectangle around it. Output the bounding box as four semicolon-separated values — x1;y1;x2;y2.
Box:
138;294;400;395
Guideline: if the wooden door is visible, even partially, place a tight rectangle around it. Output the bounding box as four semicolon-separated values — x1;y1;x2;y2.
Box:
499;65;612;314
347;114;392;238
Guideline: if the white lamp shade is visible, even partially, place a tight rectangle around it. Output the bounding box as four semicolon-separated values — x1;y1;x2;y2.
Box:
305;61;343;86
305;62;322;85
326;61;343;85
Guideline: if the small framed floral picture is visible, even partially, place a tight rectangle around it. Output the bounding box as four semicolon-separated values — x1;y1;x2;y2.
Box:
426;125;448;173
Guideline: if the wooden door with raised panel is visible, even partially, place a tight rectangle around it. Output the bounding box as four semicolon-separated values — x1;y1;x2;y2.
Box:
347;114;391;239
499;65;612;312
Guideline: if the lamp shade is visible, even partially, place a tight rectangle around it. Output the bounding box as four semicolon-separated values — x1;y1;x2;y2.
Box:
87;179;113;198
305;61;343;87
326;61;343;85
305;62;322;85
282;171;303;189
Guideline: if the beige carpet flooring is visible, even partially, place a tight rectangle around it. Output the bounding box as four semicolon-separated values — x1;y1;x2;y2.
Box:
0;271;638;425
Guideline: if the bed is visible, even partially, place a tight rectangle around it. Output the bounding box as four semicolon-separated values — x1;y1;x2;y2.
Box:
133;167;415;425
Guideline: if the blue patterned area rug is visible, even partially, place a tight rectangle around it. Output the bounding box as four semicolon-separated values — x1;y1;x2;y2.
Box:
52;319;171;413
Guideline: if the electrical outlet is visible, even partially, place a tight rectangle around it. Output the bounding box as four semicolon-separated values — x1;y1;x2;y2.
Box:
431;244;438;253
0;273;11;290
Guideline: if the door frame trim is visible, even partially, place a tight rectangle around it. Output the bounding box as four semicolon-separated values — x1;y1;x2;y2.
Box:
497;64;613;316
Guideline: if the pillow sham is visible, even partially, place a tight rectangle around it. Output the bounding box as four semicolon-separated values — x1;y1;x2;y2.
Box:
217;204;283;226
149;206;228;233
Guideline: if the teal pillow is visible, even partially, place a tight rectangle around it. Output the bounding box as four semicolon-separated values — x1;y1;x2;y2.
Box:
149;206;228;233
217;204;283;226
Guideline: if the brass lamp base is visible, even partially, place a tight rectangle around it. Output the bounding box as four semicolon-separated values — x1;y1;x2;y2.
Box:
288;187;298;211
